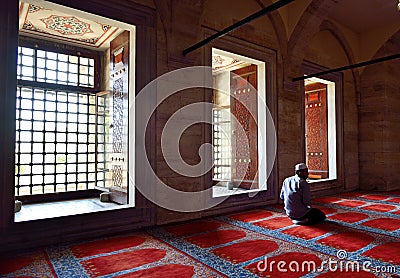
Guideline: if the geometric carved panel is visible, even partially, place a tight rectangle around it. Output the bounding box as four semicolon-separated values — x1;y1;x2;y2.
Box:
112;165;123;188
305;83;329;178
306;106;322;152
230;65;258;188
112;77;124;153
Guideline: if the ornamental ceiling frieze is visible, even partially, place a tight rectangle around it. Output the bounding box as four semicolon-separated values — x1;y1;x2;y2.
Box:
19;2;121;50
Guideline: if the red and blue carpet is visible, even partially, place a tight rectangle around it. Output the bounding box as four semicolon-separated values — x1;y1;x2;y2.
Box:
1;191;400;277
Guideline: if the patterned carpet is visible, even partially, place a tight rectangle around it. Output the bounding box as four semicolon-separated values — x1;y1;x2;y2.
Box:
1;191;400;277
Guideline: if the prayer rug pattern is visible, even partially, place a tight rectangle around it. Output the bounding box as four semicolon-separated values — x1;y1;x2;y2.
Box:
329;212;369;223
1;191;399;277
228;210;273;222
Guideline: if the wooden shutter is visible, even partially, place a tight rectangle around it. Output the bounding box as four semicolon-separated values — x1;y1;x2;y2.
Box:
305;82;329;179
230;65;258;189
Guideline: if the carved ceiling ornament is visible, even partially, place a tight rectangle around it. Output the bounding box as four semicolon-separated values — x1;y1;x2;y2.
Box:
41;15;93;36
19;2;121;49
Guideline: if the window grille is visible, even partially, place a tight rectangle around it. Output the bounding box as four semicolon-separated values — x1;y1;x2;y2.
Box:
212;108;231;181
17;46;95;88
15;46;104;196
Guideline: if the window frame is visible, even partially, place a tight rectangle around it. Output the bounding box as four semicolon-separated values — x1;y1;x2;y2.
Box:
14;37;106;201
18;36;102;93
1;0;157;239
301;61;344;189
211;49;266;189
203;30;277;199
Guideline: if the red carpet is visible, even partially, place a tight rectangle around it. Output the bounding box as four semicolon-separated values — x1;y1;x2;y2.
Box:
362;204;397;212
317;270;376;278
115;264;195;278
255;216;294;230
2;190;400;278
335;200;366;207
0;256;34;275
329;212;369;223
362;242;400;265
360;194;389;201
165;220;222;236
185;229;246;248
229;210;273;222
361;218;400;231
392;210;400;215
313;196;343;204
314;206;337;215
338;192;365;198
283;224;331;240
81;248;166;277
246;252;322;278
212;239;279;263
70;235;146;258
316;232;374;252
387;197;400;204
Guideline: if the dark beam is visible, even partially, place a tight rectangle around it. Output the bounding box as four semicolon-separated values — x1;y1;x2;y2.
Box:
293;53;400;82
182;0;295;55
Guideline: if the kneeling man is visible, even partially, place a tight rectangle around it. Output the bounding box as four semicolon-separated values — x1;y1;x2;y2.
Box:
280;163;326;225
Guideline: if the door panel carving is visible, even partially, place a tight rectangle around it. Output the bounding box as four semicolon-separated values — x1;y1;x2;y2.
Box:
230;65;258;189
305;83;328;179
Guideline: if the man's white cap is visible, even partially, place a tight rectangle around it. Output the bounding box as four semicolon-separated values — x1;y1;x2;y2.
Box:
295;163;308;171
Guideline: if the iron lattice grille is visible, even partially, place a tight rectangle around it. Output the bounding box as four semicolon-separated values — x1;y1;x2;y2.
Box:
17;46;95;88
212;108;232;181
15;86;106;196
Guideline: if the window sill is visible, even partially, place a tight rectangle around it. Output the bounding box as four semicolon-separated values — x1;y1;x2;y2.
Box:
307;178;337;184
212;185;267;198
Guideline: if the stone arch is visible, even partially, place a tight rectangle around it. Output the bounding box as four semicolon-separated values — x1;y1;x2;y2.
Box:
319;19;360;95
253;0;288;59
153;0;171;67
154;0;206;67
362;29;400;77
286;0;339;82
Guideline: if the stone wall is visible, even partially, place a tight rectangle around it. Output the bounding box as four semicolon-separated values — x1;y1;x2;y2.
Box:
359;32;400;191
152;0;364;225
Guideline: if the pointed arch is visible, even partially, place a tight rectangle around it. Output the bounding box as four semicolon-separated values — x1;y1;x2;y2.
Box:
319;19;359;94
286;0;339;81
364;29;400;74
254;0;288;58
155;0;206;66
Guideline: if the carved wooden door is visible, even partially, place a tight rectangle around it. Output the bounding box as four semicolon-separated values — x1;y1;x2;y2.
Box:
305;82;329;179
230;65;258;189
